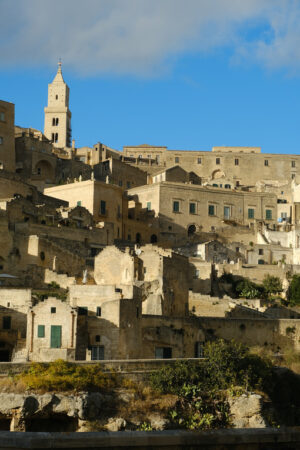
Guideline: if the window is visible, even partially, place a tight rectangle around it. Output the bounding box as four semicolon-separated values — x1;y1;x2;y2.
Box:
258;259;265;265
136;307;139;318
175;157;179;163
40;251;45;261
266;209;272;220
197;157;202;164
208;204;215;216
91;345;104;360
259;249;264;255
292;174;296;179
248;208;255;219
264;160;269;166
146;202;151;211
236;247;240;253
155;347;172;359
234;158;239;166
292;161;296;168
224;184;231;189
118;180;123;187
3;316;11;330
0;137;3;145
173;201;180;213
51;307;56;314
95;335;100;342
96;306;101;317
55;95;58;100
194;342;204;358
195;269;200;277
224;206;230;219
78;307;88;316
147;154;151;158
0;112;5;121
100;200;106;215
189;202;196;214
126;181;131;189
216;158;220;165
37;325;45;338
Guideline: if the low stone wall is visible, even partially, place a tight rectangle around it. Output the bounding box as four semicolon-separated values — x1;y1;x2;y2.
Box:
0;428;299;449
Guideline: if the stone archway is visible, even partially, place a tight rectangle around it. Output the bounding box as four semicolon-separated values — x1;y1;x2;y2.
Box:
211;169;225;180
188;224;197;236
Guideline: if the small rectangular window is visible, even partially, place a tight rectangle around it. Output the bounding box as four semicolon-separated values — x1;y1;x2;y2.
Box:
118;180;123;187
0;137;3;145
96;306;101;317
0;112;5;121
292;174;296;179
175;157;179;163
37;325;45;338
189;202;196;214
216;158;220;165
264;160;269;166
292;161;296;168
208;204;215;216
100;200;106;215
259;249;264;255
126;181;131;189
95;335;100;342
78;307;88;316
77;201;81;206
197;157;202;164
173;201;180;213
155;347;172;359
248;208;255;219
266;209;272;220
3;316;11;330
147;202;151;211
234;158;239;166
51;307;56;314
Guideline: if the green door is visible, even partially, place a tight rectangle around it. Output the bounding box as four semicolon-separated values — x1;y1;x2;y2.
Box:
50;325;62;348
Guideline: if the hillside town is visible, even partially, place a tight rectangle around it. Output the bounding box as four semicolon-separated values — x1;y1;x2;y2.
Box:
1;62;300;364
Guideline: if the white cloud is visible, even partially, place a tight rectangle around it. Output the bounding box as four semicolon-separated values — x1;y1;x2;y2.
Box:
0;0;299;76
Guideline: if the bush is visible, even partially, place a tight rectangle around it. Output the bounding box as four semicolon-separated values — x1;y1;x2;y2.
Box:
150;340;273;430
17;360;117;392
235;278;263;299
287;275;300;306
262;275;282;298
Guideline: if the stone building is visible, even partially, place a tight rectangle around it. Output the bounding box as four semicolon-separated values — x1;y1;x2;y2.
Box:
123;145;300;187
128;182;277;242
0;289;32;362
44;179;124;241
44;62;72;148
27;297;77;362
0;100;15;173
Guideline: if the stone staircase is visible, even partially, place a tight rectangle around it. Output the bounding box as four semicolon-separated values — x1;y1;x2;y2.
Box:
11;339;28;363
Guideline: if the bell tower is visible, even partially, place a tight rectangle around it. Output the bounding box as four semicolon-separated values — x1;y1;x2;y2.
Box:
44;61;72;148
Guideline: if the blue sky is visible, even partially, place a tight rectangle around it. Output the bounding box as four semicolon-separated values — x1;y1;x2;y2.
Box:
1;0;300;153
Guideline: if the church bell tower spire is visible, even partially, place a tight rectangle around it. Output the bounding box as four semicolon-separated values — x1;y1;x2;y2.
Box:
44;61;72;148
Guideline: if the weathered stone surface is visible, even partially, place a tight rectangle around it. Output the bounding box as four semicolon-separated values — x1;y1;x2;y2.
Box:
229;393;267;428
105;417;126;431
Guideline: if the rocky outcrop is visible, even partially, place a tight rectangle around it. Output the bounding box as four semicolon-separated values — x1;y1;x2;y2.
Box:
229;394;267;428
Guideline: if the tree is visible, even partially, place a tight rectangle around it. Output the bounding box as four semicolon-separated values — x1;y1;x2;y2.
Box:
235;278;262;299
287;275;300;306
262;275;282;298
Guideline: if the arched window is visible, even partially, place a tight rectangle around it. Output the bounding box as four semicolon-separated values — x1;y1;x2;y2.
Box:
188;224;196;236
225;184;231;189
150;234;157;243
212;183;218;187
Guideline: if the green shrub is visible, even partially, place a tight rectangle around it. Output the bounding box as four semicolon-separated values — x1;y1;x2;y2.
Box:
287;275;300;306
262;275;282;298
150;340;273;430
17;360;116;392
